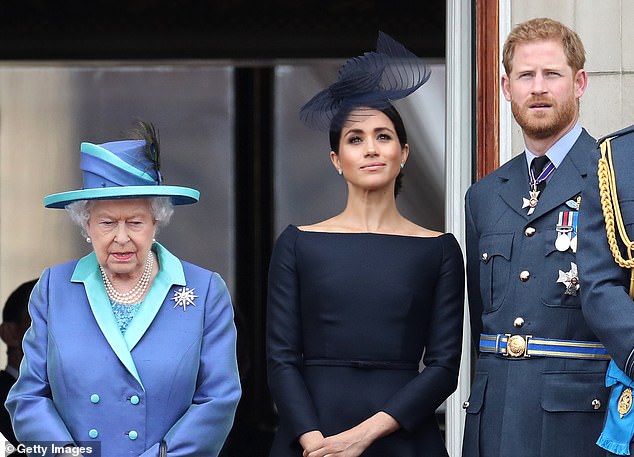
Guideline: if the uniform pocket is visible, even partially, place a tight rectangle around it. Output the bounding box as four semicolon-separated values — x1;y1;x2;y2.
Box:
540;371;609;457
478;233;513;313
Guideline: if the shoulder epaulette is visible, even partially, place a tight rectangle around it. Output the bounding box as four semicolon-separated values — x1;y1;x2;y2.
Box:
598;124;634;145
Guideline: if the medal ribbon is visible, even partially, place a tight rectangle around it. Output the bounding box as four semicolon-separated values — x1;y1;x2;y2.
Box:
529;160;555;190
557;211;578;232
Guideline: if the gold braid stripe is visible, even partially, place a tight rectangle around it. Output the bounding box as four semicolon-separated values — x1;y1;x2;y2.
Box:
598;137;634;298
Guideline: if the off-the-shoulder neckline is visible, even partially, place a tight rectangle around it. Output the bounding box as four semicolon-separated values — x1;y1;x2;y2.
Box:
289;224;451;239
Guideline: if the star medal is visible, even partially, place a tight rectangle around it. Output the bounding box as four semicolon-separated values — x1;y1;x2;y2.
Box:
522;190;541;215
171;287;198;311
557;262;579;296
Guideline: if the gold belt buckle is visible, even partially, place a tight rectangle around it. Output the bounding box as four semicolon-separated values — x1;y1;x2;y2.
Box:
504;334;531;358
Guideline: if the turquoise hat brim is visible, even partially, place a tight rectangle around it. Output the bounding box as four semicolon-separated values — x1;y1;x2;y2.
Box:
44;185;200;209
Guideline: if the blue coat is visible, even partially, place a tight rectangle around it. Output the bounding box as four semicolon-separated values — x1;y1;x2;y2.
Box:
578;124;634;455
6;243;241;456
462;129;609;457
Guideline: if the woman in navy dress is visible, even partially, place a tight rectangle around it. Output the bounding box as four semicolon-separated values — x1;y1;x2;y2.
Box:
266;33;465;457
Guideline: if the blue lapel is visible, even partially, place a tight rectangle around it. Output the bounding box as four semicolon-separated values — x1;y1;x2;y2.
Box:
497;156;532;220
70;242;186;389
124;243;186;350
528;129;594;220
496;129;594;221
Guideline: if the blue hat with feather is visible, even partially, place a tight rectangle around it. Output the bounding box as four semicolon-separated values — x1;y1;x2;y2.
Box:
300;31;431;131
44;122;199;208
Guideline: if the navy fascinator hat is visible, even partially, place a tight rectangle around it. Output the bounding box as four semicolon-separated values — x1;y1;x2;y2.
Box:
299;31;431;131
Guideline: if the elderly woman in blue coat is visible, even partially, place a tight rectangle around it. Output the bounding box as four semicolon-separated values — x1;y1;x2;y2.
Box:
6;122;241;456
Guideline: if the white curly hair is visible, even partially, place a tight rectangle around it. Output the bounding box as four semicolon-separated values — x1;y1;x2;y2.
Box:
65;197;174;238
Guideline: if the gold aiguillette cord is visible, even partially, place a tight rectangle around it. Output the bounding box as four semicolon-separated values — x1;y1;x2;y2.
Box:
598;137;634;298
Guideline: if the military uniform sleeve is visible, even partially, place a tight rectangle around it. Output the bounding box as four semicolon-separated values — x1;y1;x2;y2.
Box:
578;147;634;377
465;186;484;347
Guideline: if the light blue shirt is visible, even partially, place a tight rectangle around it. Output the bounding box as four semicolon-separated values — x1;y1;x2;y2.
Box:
524;122;582;171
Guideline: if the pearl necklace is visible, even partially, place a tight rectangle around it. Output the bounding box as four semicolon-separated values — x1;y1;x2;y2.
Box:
100;251;154;305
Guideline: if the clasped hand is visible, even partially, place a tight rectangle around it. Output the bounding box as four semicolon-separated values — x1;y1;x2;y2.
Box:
299;411;399;457
301;428;370;457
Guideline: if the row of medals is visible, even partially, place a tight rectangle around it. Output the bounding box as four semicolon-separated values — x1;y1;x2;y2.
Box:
524;188;579;253
555;197;580;253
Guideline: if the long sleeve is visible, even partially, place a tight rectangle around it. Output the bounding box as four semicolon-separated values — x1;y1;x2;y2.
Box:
5;269;75;442
7;251;241;456
266;228;320;439
380;234;465;431
578;149;634;377
465;187;484;347
152;272;241;457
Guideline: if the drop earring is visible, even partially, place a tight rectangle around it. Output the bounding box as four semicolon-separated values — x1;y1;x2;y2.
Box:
86;237;91;243
338;169;343;175
400;163;405;169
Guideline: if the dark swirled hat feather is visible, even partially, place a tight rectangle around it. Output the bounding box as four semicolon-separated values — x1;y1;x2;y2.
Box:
300;31;431;131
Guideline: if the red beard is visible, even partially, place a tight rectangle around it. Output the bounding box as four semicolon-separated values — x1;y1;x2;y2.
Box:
511;94;577;140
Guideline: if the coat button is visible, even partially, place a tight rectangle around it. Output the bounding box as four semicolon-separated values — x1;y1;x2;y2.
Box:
519;271;530;281
130;395;140;405
525;227;536;237
592;399;601;410
481;252;489;262
128;430;138;440
88;429;99;439
462;401;470;409
513;317;525;328
90;394;100;404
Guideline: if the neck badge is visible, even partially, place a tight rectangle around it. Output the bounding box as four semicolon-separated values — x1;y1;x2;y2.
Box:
522;190;541;216
523;159;555;215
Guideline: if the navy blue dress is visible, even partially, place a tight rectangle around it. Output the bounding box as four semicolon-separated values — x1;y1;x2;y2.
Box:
266;225;465;457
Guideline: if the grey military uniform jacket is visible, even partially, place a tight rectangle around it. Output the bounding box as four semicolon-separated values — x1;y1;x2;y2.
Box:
462;129;609;457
